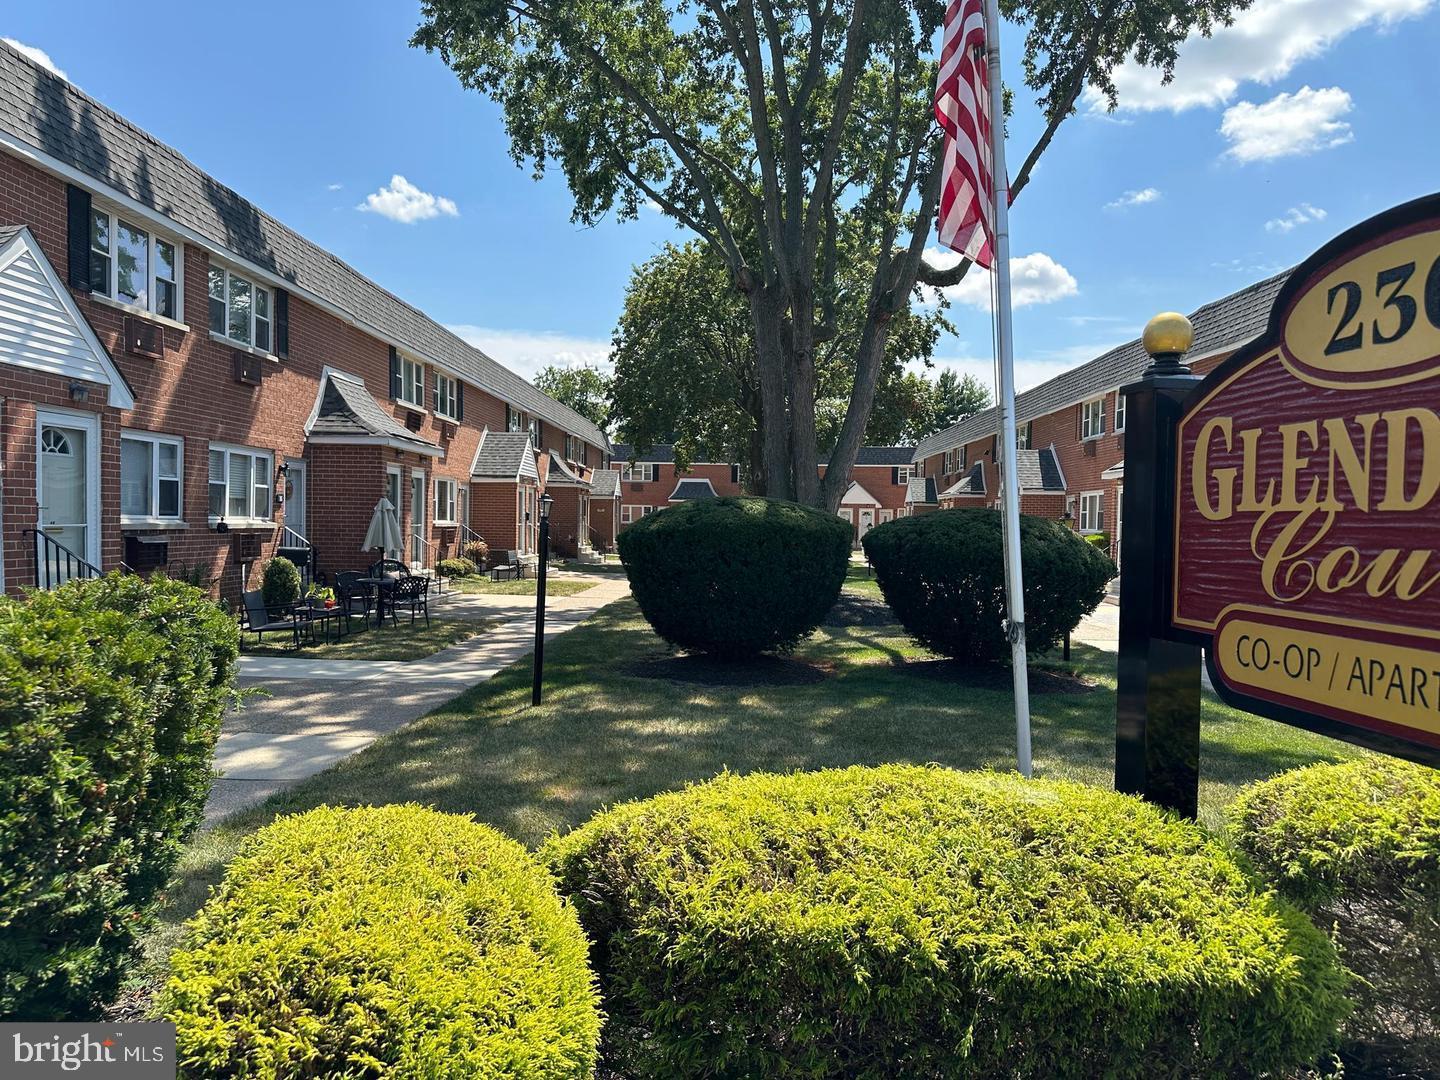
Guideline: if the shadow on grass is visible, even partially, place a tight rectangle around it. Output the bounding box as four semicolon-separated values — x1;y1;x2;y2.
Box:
149;599;1363;987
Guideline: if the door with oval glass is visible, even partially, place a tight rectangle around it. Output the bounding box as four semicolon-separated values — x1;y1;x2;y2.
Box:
36;411;99;584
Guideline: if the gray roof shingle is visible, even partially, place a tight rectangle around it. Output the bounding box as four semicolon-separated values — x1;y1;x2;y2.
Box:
471;431;538;481
0;40;608;451
941;462;986;498
670;478;717;501
1014;448;1065;492
853;446;916;465
308;370;441;454
590;469;620;498
906;476;939;504
912;270;1291;462
546;453;587;486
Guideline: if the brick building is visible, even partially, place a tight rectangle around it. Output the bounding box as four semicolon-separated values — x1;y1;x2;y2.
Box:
0;42;610;598
609;444;744;527
909;272;1287;566
819;446;915;547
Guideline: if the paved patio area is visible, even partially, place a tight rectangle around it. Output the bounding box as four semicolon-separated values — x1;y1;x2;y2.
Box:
207;572;630;821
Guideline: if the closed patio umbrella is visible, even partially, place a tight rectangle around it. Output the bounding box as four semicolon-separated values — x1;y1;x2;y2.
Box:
363;496;402;555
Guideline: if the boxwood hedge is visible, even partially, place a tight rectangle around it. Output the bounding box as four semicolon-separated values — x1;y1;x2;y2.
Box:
0;574;238;1019
543;765;1348;1079
1232;757;1440;1075
617;496;850;657
862;508;1114;664
165;805;601;1079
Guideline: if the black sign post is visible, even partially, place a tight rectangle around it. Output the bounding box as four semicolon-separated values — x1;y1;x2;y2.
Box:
1115;315;1204;818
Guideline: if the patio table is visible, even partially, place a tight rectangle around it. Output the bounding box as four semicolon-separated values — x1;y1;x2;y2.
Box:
356;576;398;624
294;601;346;645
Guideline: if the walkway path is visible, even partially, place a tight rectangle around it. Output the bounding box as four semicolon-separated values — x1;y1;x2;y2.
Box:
206;573;630;821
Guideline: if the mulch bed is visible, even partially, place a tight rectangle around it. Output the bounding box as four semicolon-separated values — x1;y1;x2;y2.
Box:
625;653;833;687
902;658;1097;695
824;594;900;627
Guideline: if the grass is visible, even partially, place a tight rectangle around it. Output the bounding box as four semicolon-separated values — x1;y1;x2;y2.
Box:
242;616;484;661
449;577;597;596
845;562;882;594
151;596;1360;984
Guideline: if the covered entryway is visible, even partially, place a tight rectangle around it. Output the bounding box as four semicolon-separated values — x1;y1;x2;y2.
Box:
36;408;100;584
839;480;881;548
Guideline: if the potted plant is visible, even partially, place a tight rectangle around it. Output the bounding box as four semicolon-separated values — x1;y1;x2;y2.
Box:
306;584;337;609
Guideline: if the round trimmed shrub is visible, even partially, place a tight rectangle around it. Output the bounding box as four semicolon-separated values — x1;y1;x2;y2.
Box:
543;765;1348;1078
437;556;477;578
0;573;238;1019
1232;757;1440;1075
862;508;1114;664
260;555;301;610
617;496;850;657
165;805;601;1079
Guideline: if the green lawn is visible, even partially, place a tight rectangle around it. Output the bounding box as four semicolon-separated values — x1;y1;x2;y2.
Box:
450;577;597;596
845;562;882;594
242;616;484;661
153;597;1359;985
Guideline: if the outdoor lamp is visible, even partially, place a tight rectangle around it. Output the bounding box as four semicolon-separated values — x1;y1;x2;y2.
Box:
533;493;556;706
540;493;554;520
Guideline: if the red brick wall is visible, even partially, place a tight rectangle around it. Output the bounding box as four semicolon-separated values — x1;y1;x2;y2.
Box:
471;480;529;556
545;486;587;558
0;150;605;598
616;462;742;527
590;498;617;552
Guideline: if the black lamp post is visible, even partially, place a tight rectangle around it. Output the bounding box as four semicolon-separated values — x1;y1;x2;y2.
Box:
532;493;554;706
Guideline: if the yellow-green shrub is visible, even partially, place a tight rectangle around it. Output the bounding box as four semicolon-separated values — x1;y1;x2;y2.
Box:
1232;757;1440;1076
165;805;601;1079
544;765;1348;1079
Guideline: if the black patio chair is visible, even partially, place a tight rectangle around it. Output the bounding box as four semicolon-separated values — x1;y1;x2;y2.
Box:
388;575;431;628
240;589;303;649
335;571;375;631
367;558;411;580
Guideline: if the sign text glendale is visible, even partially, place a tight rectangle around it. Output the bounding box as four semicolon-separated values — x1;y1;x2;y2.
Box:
1172;193;1440;761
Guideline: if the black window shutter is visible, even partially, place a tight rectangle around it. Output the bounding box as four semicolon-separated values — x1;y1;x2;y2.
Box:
457;382;464;422
732;464;740;485
891;467;899;485
389;347;401;400
65;185;91;291
274;288;290;358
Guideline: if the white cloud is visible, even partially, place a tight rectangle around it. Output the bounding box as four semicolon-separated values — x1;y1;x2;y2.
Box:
1220;86;1353;162
1105;187;1161;210
358;175;459;223
327;182;344;191
446;326;612;381
1091;0;1433;112
925;251;1079;311
3;38;67;80
1265;203;1328;232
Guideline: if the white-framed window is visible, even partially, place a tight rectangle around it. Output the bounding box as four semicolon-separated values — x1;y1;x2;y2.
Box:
897;466;912;485
89;208;180;320
435;372;459;420
621;504;636;524
1114;392;1126;433
208;443;273;522
434;477;458;525
1017;421;1033;450
1081;398;1105;440
120;432;183;521
528;416;542;445
506;405;524;433
566;434;581;462
1079;491;1105;534
395;354;424;408
208;265;271;351
624;463;658;482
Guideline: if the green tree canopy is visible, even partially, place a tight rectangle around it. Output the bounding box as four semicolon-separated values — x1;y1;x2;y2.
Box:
533;364;612;434
415;0;1246;507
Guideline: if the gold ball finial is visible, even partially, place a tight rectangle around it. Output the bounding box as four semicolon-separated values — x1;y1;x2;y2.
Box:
1142;312;1194;357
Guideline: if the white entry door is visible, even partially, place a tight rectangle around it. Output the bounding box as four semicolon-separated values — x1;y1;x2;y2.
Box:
36;410;100;583
284;459;307;539
410;469;426;564
857;509;876;546
1115;486;1124;572
385;466;404;561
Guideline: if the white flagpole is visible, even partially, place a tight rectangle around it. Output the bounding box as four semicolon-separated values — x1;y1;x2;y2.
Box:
982;0;1033;777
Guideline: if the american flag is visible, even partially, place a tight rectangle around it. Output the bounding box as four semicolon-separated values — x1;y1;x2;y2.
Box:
934;0;996;267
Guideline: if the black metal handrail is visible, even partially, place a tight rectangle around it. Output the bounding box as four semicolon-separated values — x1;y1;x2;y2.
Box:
30;527;104;590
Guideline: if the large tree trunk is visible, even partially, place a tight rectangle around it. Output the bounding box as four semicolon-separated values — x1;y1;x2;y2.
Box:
788;291;821;506
749;284;793;501
820;313;893;512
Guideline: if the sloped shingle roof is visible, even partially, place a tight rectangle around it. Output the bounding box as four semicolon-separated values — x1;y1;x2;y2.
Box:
471;430;538;480
670;479;717;501
854;446;915;466
912;270;1291;462
546;453;587;486
590;469;620;498
906;476;939;505
308;370;441;455
1015;447;1065;492
941;462;986;498
0;40;608;452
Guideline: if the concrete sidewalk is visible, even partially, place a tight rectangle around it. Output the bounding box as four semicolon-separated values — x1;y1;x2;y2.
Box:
206;574;630;821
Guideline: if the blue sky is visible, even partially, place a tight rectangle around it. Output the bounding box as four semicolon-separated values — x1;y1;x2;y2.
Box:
5;0;1438;394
